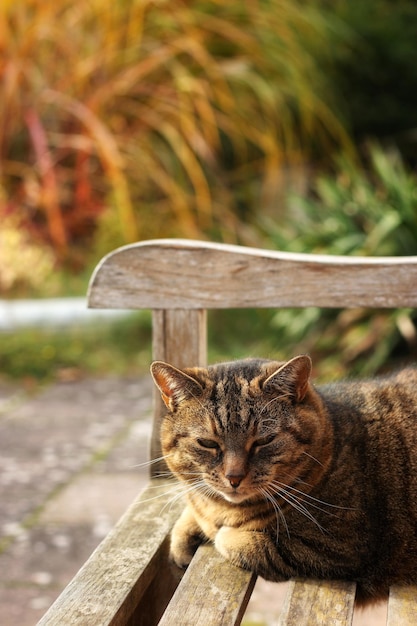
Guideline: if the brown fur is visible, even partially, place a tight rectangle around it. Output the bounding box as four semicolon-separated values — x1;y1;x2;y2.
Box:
151;355;417;602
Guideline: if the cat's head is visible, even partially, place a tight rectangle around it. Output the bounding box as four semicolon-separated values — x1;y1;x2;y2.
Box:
151;355;321;504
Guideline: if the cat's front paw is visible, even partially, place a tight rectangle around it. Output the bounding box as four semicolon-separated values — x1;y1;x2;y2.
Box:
215;526;275;575
170;525;202;569
215;526;292;581
169;507;205;569
214;526;250;568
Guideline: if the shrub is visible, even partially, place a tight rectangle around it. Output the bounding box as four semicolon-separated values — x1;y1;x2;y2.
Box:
326;0;417;151
260;145;417;378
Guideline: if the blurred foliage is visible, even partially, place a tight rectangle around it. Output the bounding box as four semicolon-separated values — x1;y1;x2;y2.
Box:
0;313;152;382
259;145;417;379
327;0;417;158
0;214;57;293
1;1;417;382
2;0;417;276
264;145;417;256
0;0;350;272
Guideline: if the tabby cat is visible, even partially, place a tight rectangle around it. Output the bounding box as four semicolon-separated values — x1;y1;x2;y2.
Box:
151;355;417;601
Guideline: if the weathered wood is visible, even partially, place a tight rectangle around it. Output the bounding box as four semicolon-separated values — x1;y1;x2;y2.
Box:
158;544;256;626
40;240;417;626
278;578;356;626
126;542;183;626
152;309;207;368
151;309;207;478
387;585;417;625
88;239;417;310
37;481;183;626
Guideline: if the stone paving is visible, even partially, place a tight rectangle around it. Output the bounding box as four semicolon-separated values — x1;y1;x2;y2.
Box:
0;376;386;626
0;376;153;625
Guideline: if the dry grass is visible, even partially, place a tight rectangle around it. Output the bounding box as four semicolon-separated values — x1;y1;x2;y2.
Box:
1;0;351;265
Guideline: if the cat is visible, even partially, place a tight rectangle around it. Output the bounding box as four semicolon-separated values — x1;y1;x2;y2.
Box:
150;355;417;602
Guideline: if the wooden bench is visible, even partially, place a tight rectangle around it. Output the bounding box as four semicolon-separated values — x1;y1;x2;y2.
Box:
38;239;417;625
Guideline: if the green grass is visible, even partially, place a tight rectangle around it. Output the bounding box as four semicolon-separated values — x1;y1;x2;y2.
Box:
0;308;295;383
0;313;152;383
1;302;416;385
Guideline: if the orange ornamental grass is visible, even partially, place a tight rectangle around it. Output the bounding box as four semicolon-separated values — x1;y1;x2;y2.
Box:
0;0;351;265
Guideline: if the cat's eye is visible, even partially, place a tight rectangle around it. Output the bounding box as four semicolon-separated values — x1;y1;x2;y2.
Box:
197;438;220;450
253;434;276;449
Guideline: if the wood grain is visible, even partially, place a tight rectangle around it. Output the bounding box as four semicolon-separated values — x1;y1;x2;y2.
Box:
387;585;417;625
37;481;183;626
158;544;256;626
151;309;207;477
278;578;356;625
88;239;417;310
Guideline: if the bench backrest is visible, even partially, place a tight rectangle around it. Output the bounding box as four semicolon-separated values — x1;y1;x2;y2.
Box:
88;238;417;477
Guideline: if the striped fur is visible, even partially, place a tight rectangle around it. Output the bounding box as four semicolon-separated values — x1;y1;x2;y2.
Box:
151;356;417;602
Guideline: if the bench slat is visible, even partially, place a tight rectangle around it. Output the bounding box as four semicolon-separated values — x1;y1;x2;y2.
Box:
387;585;417;625
158;544;256;626
37;480;183;626
88;239;417;310
151;308;207;477
278;578;356;625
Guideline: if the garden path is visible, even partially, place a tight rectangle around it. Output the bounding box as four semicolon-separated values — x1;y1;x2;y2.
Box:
0;376;386;626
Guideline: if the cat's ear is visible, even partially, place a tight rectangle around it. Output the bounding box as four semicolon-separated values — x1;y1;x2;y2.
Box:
263;355;312;403
150;361;204;411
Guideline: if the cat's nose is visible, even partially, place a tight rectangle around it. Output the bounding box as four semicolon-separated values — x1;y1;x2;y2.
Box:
227;474;244;489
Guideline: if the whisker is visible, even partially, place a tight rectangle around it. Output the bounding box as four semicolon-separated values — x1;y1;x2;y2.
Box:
259;486;290;541
134;474;205;512
301;451;324;467
136;483;184;505
271;480;355;513
276;488;327;534
129;453;174;469
140;475;177;485
187;388;211;415
260;395;291;414
158;477;207;514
